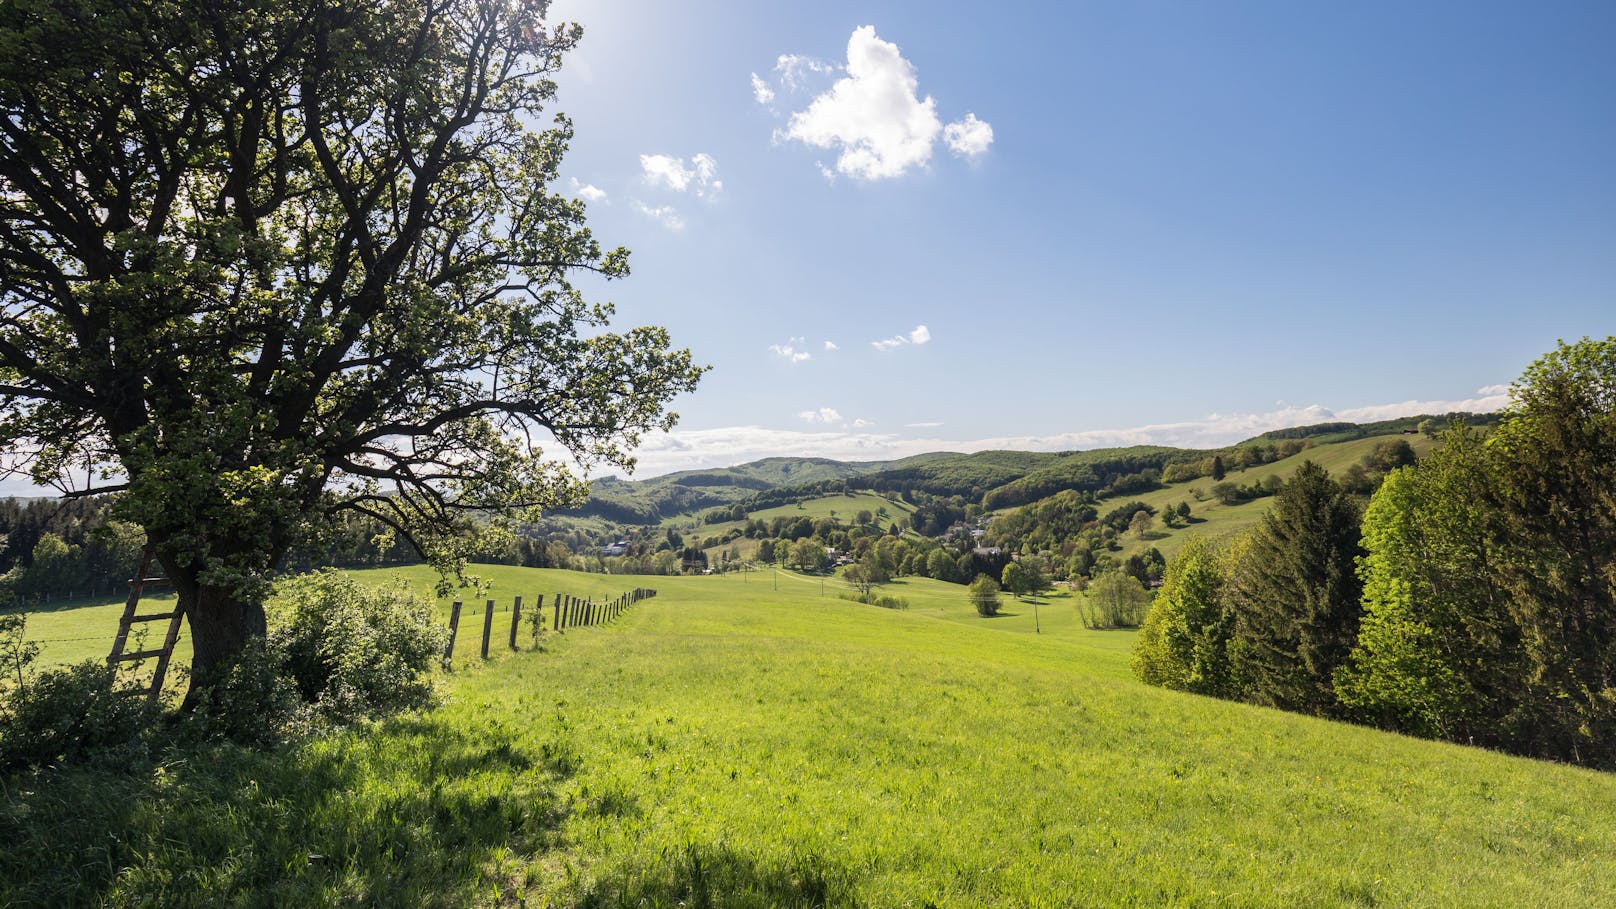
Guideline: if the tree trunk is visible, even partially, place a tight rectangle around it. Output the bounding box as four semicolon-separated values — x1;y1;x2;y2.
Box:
166;558;268;708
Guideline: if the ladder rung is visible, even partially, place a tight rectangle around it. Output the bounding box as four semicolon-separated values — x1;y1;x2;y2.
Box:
111;648;168;662
125;611;179;623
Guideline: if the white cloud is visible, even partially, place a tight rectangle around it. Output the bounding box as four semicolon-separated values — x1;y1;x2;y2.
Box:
639;153;722;196
633;201;684;230
775;54;836;89
770;338;812;364
617;388;1514;479
783;27;943;180
799;407;844;425
872;324;931;351
824;340;839;351
853;418;874;428
943;112;994;158
906;421;944;428
568;177;607;203
750;72;775;104
1476;383;1511;396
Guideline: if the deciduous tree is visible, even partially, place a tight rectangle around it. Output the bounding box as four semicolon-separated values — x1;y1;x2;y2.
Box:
0;0;703;699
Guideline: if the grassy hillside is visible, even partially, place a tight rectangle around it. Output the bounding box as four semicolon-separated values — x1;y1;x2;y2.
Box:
1080;432;1438;562
6;565;1613;906
670;492;919;562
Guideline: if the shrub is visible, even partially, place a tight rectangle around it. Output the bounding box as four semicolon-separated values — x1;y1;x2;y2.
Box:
177;645;308;748
1078;571;1152;629
0;661;159;773
270;570;448;724
968;574;1001;617
839;592;909;610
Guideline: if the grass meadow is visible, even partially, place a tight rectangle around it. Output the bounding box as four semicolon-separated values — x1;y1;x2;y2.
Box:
1087;434;1438;563
4;565;1614;906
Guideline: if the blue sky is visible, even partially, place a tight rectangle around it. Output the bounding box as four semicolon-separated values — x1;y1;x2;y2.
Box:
3;2;1608;498
539;0;1615;477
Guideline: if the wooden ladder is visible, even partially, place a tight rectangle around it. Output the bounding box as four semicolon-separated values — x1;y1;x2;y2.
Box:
106;545;184;702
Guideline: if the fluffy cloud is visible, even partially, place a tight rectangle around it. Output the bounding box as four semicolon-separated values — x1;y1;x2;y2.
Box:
633;201;684;230
568;177;607;203
823;340;839;351
770;338;812;364
750;72;775;104
776;27;992;181
774;54;836;89
639;153;722;196
783;27;937;180
871;324;932;351
943;112;994;158
799;407;843;424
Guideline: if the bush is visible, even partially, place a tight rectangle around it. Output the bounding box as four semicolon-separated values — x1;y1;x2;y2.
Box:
0;661;160;773
177;645;308;748
270;571;448;724
968;574;1001;617
840;592;909;610
1078;571;1152;629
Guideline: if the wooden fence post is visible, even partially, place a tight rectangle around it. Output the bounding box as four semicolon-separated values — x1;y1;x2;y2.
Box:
445;600;463;663
554;593;563;632
480;598;495;658
509;595;522;650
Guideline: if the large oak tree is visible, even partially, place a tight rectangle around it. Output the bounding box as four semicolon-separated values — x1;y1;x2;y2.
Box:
0;0;703;697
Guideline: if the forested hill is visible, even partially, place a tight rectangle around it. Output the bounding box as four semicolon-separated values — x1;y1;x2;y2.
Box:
561;413;1497;523
558;453;955;523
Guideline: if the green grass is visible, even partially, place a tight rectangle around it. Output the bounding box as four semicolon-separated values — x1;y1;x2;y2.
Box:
5;564;1615;906
667;491;914;537
4;592;194;697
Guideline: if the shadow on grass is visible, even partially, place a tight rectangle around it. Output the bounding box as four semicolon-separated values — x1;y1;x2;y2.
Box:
0;712;572;907
1;594;136;617
577;842;856;909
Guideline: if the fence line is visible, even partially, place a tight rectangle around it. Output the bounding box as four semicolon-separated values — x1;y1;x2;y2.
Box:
444;586;657;666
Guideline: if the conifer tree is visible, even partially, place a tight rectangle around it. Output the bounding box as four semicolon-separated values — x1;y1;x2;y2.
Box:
1228;461;1363;715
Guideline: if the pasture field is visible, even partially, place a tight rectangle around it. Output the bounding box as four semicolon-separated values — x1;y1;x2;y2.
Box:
1086;433;1438;562
4;565;1614;907
665;491;914;536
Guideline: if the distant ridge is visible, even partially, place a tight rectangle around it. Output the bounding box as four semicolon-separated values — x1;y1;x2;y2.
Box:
562;412;1498;525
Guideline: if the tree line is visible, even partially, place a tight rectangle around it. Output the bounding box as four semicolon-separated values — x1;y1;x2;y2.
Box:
1133;338;1616;769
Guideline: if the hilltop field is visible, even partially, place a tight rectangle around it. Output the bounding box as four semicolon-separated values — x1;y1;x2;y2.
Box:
5;564;1613;907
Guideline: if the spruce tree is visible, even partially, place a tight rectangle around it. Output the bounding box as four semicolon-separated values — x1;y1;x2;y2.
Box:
1228;461;1363;715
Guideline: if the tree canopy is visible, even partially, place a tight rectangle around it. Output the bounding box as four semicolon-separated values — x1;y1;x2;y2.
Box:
0;0;703;694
